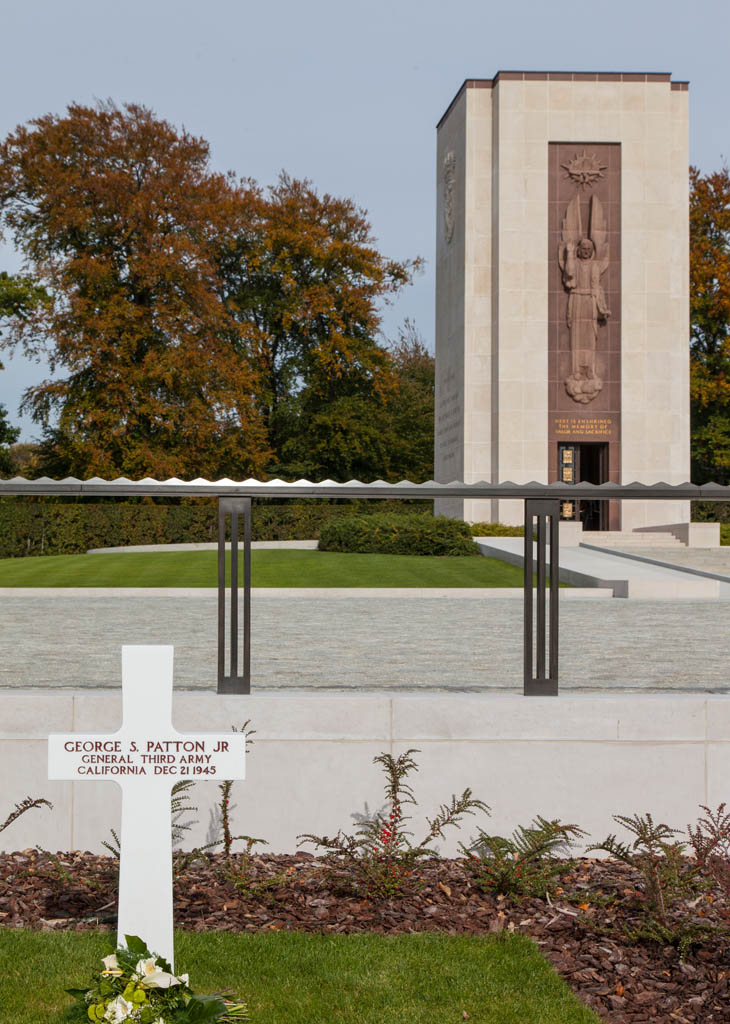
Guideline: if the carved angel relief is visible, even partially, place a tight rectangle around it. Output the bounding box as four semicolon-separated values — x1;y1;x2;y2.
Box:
443;152;456;244
558;193;611;404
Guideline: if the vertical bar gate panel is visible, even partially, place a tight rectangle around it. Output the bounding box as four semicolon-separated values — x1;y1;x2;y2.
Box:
217;497;252;694
523;500;560;696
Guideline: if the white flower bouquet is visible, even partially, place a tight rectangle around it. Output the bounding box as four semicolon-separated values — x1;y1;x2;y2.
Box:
66;935;248;1023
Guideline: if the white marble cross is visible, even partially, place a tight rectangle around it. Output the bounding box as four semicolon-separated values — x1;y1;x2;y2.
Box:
48;645;246;969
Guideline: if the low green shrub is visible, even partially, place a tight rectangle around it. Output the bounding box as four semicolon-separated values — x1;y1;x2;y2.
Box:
0;499;431;558
588;812;713;956
460;816;585;898
687;803;730;899
469;521;525;537
318;513;480;556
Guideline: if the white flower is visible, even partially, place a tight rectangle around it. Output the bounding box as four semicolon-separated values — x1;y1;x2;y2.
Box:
135;956;158;977
143;968;182;988
104;995;134;1022
101;953;123;976
179;973;189;986
135;956;181;989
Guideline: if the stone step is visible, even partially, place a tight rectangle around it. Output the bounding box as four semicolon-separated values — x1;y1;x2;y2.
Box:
584;531;684;547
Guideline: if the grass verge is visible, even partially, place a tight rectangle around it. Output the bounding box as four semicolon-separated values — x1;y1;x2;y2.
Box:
0;549;532;588
0;929;599;1024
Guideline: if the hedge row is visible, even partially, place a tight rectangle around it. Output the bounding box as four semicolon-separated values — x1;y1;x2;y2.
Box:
318;513;480;556
0;500;431;559
469;521;524;537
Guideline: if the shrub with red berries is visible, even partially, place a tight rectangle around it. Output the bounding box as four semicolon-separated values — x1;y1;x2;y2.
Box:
298;749;489;900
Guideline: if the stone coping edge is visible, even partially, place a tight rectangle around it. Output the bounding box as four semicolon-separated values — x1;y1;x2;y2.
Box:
86;541;319;553
0;587;614;599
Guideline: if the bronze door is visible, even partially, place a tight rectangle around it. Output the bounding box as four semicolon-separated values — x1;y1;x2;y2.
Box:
558;442;608;530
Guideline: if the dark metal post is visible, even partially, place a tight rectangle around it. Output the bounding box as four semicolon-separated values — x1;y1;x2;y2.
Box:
536;514;546;680
524;499;560;696
230;508;238;679
217;505;226;684
523;511;533;688
243;497;251;686
217;497;252;694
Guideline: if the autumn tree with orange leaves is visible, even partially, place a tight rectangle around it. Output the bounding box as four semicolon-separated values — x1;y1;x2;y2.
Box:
0;101;270;480
690;165;730;484
0;102;424;482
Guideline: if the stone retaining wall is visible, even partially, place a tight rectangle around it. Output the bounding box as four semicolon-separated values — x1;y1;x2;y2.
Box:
2;691;728;855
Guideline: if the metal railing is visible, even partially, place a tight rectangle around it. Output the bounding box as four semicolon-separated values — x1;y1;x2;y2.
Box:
217;497;251;694
524;500;560;696
1;474;727;697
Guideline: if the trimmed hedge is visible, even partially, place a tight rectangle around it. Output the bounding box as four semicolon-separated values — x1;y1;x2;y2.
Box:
0;500;431;559
469;521;525;538
0;501;216;558
317;513;480;556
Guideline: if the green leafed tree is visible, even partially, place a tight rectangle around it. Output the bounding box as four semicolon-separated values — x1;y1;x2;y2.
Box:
0;403;20;475
0;271;48;476
220;173;422;481
380;320;435;482
270;321;434;483
690;164;730;483
0;271;47;326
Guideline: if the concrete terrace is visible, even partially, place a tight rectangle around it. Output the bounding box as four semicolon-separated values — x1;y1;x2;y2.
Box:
0;588;728;693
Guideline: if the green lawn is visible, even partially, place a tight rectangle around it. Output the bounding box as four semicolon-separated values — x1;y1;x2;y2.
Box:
0;930;599;1024
0;549;530;588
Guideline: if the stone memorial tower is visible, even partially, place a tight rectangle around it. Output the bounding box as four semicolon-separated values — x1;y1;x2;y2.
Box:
434;72;690;531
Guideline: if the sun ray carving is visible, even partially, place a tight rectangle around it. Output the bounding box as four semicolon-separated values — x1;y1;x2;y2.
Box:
561;150;607;190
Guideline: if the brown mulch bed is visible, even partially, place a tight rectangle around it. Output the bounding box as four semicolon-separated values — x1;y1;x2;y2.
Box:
2;849;730;1023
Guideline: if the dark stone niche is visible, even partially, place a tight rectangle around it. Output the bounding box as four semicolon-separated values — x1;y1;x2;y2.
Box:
548;142;621;528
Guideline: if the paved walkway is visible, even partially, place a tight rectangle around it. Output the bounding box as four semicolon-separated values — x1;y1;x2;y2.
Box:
597;545;730;576
475;537;730;598
1;590;728;693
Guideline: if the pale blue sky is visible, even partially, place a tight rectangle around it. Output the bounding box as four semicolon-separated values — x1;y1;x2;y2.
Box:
1;0;728;440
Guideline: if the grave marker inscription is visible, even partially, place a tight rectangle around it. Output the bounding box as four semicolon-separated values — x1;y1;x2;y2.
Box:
48;645;246;968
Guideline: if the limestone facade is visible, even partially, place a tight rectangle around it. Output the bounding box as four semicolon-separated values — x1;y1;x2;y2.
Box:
434;73;690;529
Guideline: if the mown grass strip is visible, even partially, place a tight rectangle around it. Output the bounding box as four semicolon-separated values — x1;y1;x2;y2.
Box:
0;929;599;1024
0;549;531;588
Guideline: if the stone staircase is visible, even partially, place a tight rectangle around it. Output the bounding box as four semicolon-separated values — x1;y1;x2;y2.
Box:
582;530;684;548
